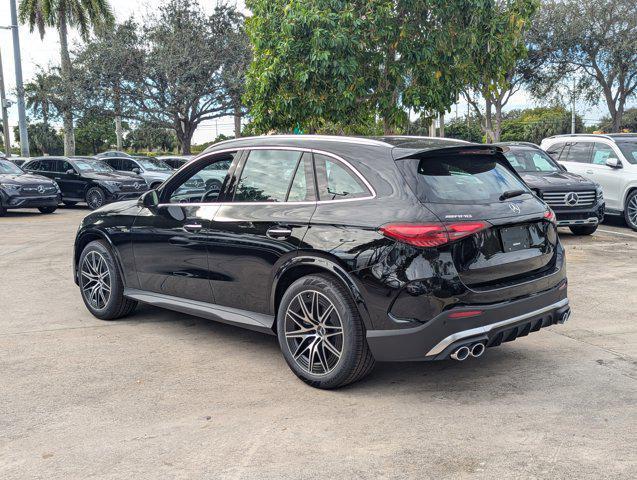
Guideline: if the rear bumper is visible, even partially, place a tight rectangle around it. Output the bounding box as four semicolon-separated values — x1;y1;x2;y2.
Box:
367;281;569;362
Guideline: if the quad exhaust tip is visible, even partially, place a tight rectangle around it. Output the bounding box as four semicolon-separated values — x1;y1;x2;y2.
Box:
450;342;486;361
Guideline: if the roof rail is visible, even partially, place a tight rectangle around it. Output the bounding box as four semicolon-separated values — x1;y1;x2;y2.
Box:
204;134;394;152
546;133;614;141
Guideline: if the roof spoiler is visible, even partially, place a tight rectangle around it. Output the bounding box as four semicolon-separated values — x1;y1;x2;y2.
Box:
393;144;506;161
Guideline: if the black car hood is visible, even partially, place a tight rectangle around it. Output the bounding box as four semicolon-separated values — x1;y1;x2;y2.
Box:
520;171;595;190
0;172;56;185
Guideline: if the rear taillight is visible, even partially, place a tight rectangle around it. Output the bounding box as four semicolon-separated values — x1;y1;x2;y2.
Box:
380;222;489;247
544;209;556;224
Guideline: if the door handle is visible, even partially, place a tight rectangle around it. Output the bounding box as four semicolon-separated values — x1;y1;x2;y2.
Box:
585;170;594;174
266;227;293;239
183;223;203;232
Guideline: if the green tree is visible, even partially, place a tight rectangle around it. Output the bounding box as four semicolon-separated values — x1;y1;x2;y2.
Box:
526;0;637;132
597;108;637;133
14;122;63;155
245;0;483;135
125;122;176;153
75;110;119;155
24;69;61;126
74;19;144;150
128;0;249;154
500;106;583;143
19;0;114;156
462;0;538;142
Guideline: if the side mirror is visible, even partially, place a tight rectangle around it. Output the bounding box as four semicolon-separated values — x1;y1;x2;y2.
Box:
66;169;76;175
605;157;622;169
132;168;142;174
139;189;159;208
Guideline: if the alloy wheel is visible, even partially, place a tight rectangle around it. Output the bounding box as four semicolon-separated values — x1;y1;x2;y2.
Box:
87;189;104;209
284;290;344;376
80;251;111;310
628;195;637;227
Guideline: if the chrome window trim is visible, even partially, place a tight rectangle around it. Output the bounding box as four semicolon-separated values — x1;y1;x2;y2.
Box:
204;135;393;152
158;146;376;207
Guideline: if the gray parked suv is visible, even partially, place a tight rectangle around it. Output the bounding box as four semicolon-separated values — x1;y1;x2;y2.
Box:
99;156;174;189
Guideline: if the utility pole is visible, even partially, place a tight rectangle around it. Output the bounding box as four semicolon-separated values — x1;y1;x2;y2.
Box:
439;112;445;138
571;77;576;134
9;0;30;156
0;49;12;156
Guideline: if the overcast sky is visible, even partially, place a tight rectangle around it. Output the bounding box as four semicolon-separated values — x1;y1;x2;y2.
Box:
0;0;626;147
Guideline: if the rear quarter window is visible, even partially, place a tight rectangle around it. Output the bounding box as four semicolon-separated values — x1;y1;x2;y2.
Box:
396;154;529;205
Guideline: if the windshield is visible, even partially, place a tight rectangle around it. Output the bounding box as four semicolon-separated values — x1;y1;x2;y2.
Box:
73;160;98;172
503;147;561;173
616;141;637;164
88;161;115;173
0;159;23;175
397;154;530;204
136;158;172;171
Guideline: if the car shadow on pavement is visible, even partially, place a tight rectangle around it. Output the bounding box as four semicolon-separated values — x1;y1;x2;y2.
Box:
127;304;558;397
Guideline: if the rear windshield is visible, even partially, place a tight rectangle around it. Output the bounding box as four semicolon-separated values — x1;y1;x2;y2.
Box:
397;154;529;204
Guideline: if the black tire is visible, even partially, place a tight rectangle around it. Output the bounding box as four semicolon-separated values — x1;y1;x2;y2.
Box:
78;240;137;320
86;186;106;210
206;179;222;192
624;190;637;232
63;201;78;206
0;205;6;217
277;274;375;389
38;206;57;214
569;225;597;236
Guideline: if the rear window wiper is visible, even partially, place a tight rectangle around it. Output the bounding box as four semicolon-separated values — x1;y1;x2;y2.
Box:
499;189;527;201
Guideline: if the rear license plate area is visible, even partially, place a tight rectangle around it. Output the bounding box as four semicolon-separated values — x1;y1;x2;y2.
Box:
500;226;531;252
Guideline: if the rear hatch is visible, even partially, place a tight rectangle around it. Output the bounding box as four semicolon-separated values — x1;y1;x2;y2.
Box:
395;146;557;288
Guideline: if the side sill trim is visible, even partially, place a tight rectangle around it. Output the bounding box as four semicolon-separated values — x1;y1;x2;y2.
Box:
425;298;569;356
123;288;275;335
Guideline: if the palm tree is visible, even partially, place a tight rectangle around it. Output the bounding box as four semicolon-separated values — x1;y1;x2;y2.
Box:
19;0;114;156
24;70;57;126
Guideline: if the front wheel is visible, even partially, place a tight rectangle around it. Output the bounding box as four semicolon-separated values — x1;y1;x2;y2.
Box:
38;206;57;214
624;190;637;231
569;225;597;236
78;240;137;320
277;274;375;389
86;186;106;210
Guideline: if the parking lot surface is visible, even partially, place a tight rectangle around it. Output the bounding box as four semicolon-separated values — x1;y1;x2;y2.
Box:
1;208;636;479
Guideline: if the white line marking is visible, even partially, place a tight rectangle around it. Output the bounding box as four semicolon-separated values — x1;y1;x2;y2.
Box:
597;228;637;239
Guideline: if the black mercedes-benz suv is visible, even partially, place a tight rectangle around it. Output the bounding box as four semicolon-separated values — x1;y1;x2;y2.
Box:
22;156;148;210
0;158;61;216
74;136;570;388
498;142;605;235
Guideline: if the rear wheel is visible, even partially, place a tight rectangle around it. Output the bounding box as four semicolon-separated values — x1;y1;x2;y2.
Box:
38;206;57;214
569;225;597;236
86;186;106;210
624;190;637;231
277;274;375;389
78;240;137;320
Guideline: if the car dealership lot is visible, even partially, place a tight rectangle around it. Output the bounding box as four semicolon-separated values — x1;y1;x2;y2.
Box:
1;209;635;479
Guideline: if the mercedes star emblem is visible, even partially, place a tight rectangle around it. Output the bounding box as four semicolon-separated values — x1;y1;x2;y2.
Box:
509;203;521;214
565;192;579;206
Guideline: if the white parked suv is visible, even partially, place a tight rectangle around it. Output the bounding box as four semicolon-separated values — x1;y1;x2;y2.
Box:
540;134;637;231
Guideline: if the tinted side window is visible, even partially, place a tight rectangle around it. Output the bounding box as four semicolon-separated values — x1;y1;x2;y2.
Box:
234;150;302;203
40;159;54;172
545;142;566;160
564;142;592;163
59;160;73;173
120;159;135;171
314;154;370;201
287;153;315;202
25;160;40;171
591;143;615;165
